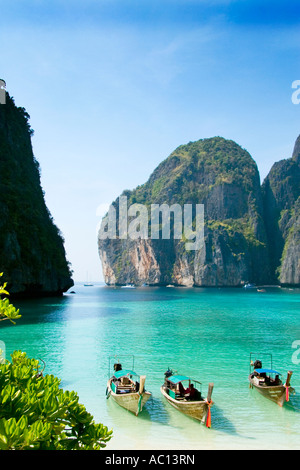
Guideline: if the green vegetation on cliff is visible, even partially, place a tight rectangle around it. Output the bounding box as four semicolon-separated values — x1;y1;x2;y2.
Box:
126;137;259;207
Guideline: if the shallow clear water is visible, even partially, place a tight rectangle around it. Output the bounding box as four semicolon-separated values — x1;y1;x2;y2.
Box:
1;284;300;450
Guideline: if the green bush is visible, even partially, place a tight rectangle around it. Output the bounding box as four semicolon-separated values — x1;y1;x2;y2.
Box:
0;351;112;450
0;273;21;324
0;273;112;450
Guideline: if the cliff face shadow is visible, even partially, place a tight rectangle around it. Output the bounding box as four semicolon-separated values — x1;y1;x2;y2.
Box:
4;296;131;326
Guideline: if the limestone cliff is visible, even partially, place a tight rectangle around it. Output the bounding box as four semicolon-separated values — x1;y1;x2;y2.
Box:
279;197;300;285
99;137;270;286
262;135;300;286
0;93;73;296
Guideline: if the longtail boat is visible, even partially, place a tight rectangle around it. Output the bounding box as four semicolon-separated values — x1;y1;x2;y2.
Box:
106;357;151;416
160;368;214;428
248;353;295;407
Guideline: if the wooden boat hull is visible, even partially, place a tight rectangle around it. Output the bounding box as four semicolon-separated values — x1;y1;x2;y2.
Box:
248;375;292;407
160;386;211;423
107;379;151;415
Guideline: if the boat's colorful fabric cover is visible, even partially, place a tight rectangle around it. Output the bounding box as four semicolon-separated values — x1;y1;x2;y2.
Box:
167;375;190;384
113;369;136;379
254;368;281;375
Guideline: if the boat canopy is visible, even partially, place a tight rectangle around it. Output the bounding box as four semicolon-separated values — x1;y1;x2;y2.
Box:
255;368;281;375
167;375;190;384
113;369;136;379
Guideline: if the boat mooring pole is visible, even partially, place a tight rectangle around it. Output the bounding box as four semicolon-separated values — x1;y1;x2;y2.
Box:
206;383;214;428
285;371;293;388
284;371;293;402
139;375;146;394
207;383;214;402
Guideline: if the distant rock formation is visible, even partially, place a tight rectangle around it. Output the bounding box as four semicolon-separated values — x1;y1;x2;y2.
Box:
279;198;299;285
99;137;272;287
292;135;300;162
262;135;300;286
0;93;73;296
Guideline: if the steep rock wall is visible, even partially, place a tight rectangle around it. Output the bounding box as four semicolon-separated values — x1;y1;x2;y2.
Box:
0;94;73;296
99;137;270;286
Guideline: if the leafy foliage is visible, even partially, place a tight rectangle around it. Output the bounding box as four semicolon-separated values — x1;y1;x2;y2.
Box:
0;273;21;324
0;351;112;450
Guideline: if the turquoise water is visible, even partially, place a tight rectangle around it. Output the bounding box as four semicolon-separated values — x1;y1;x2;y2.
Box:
1;284;300;450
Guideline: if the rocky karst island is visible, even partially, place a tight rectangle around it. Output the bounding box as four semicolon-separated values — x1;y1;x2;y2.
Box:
99;136;300;288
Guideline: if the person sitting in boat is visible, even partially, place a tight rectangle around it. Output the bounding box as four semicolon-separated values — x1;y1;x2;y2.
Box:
178;381;186;397
112;378;121;391
185;383;196;400
121;376;131;385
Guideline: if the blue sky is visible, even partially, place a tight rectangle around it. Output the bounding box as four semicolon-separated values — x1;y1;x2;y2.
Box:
1;0;300;282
